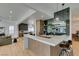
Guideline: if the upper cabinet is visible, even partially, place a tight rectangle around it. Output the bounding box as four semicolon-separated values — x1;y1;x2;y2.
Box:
54;7;70;21
54;7;70;35
19;23;28;31
36;20;44;35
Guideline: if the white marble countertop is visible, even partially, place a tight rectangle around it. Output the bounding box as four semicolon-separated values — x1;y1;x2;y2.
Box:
24;34;70;47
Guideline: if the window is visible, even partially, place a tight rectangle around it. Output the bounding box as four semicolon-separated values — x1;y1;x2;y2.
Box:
9;26;14;35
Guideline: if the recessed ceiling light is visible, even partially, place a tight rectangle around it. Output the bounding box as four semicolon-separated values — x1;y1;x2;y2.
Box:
10;10;13;14
41;16;44;18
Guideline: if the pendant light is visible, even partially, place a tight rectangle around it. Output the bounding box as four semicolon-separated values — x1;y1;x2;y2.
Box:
53;3;66;25
9;10;13;20
62;3;65;9
55;3;59;22
54;3;65;21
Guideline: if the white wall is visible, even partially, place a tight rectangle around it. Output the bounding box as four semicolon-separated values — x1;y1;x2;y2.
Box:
72;20;79;34
0;21;9;36
0;21;18;38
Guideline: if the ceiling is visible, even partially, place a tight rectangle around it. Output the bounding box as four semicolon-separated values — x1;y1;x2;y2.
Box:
0;3;35;22
24;3;79;22
25;3;70;16
0;3;78;24
22;11;52;24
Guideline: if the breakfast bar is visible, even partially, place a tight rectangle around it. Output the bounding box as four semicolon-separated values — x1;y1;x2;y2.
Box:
24;34;70;56
23;7;70;56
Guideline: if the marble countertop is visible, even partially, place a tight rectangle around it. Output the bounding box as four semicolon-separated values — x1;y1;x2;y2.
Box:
24;34;70;46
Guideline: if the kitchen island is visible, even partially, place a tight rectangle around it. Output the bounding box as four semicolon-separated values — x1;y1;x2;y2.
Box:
24;34;70;56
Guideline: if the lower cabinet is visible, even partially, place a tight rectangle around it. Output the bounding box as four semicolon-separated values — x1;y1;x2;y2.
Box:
50;45;61;56
28;38;61;56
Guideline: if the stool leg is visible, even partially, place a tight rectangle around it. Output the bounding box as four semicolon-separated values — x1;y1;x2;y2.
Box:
59;49;65;56
59;49;69;56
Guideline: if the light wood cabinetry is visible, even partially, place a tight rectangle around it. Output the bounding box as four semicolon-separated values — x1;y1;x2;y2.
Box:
28;38;61;56
50;45;61;56
39;41;50;56
36;20;44;35
28;38;50;56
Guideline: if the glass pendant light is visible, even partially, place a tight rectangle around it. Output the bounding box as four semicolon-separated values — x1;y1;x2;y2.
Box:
53;3;66;25
55;3;59;22
54;3;65;22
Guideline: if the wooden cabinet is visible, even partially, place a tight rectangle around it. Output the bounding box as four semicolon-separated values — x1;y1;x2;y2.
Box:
28;39;50;56
50;45;61;56
36;20;44;35
39;42;50;56
54;7;70;21
54;7;70;35
19;32;24;37
28;38;61;56
19;23;28;31
18;23;28;37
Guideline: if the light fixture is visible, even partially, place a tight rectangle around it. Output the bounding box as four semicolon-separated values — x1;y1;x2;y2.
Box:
62;3;65;9
9;10;13;20
54;3;59;21
55;17;59;21
10;10;13;14
54;3;65;22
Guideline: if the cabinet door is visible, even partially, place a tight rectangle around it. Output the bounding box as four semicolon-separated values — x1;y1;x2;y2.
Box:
28;39;39;55
31;40;50;56
50;45;61;56
28;38;33;50
28;39;50;56
39;42;50;56
36;20;44;35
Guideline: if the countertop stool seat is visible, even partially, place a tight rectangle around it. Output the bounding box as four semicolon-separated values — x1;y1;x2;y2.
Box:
59;40;73;56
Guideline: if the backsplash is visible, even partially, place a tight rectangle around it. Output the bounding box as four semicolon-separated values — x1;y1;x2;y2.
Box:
43;7;70;35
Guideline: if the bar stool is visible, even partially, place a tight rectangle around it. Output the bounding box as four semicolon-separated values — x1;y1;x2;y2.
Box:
59;40;73;56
